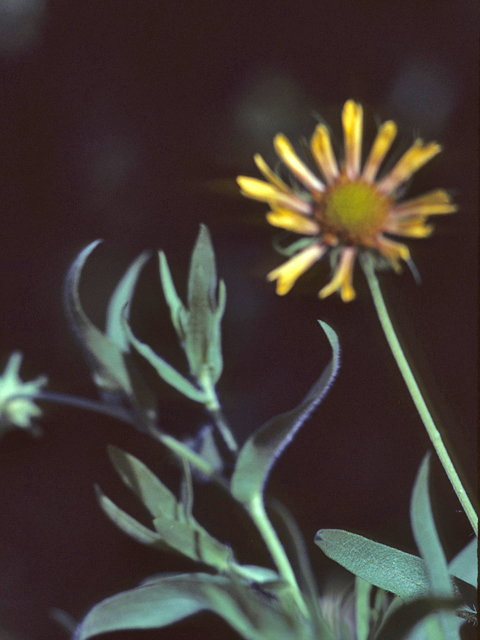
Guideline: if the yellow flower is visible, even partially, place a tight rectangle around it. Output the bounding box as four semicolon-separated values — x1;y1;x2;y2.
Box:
237;100;457;302
0;352;47;434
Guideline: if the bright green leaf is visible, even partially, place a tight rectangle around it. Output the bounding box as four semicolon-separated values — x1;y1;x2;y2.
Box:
231;321;339;505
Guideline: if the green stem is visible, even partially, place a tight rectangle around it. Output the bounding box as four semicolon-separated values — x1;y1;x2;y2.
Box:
199;371;238;455
248;494;310;619
362;256;478;536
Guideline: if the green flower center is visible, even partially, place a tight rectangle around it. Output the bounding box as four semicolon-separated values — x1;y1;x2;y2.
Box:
316;179;391;244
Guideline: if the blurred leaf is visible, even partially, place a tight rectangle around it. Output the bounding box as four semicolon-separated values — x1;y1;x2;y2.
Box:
104;447;232;570
410;453;460;639
125;320;207;403
448;537;478;588
315;529;431;599
105;251;150;351
355;577;372;640
231;321;339;505
374;596;461;640
63;240;132;395
159;250;188;340
95;485;166;549
74;571;315;640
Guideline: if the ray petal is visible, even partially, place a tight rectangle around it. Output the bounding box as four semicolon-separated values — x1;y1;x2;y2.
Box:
274;134;325;193
377;140;442;195
311;124;339;184
342;101;363;179
362;120;397;182
319;246;356;301
267;243;326;295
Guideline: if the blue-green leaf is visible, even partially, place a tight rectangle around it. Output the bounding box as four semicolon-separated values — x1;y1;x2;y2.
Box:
315;529;430;599
448;537;478;588
231;322;339;505
374;597;461;640
410;453;460;639
63;240;132;396
74;572;314;640
105;251;150;352
125;321;207;403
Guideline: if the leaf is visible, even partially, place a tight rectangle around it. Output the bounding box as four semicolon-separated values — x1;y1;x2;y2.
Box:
105;447;232;571
410;453;460;639
374;596;461;640
448;537;478;588
94;485;166;549
105;251;150;351
74;571;313;640
159;250;188;340
125;320;207;403
355;577;372;640
63;240;132;395
107;446;177;519
184;224;226;384
315;529;430;599
410;453;453;598
231;322;339;505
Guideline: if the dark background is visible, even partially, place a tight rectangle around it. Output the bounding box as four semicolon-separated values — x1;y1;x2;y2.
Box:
0;1;477;639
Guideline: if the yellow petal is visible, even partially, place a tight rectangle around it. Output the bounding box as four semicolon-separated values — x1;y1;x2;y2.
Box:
266;209;320;235
237;176;312;214
375;235;410;270
362;121;397;183
319;246;356;302
377;139;442;194
311;124;339;184
274;134;325;193
267;243;326;295
391;189;458;217
384;217;434;238
342;101;363;179
254;154;290;192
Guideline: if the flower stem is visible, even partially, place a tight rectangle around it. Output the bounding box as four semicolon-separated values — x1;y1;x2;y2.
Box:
248;494;310;619
361;257;478;536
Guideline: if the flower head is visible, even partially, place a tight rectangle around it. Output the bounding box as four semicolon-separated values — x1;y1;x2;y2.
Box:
237;100;457;301
0;351;47;434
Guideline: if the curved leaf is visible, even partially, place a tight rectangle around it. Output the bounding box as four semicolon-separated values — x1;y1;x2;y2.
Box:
74;572;312;640
448;537;478;588
231;322;339;505
63;240;132;396
105;251;150;351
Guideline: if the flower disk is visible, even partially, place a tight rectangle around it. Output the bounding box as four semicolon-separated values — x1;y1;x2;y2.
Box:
237;100;457;302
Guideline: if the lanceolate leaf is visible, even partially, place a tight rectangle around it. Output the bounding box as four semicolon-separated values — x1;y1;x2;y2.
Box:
103;447;232;570
315;529;431;599
105;251;150;352
63;240;132;395
410;453;460;639
231;322;339;505
448;537;478;588
410;453;453;598
125;320;207;403
74;571;314;640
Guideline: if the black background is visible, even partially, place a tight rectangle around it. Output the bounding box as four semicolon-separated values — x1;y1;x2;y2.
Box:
0;1;477;639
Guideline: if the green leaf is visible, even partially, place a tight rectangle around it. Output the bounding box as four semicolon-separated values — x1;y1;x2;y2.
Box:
315;529;430;599
74;571;314;640
184;224;225;384
63;240;132;396
125;320;207;403
105;251;150;352
410;453;460;639
159;250;188;341
448;537;478;588
355;577;372;640
105;447;232;570
410;453;453;598
107;446;177;519
94;485;166;549
231;322;339;505
374;597;461;640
